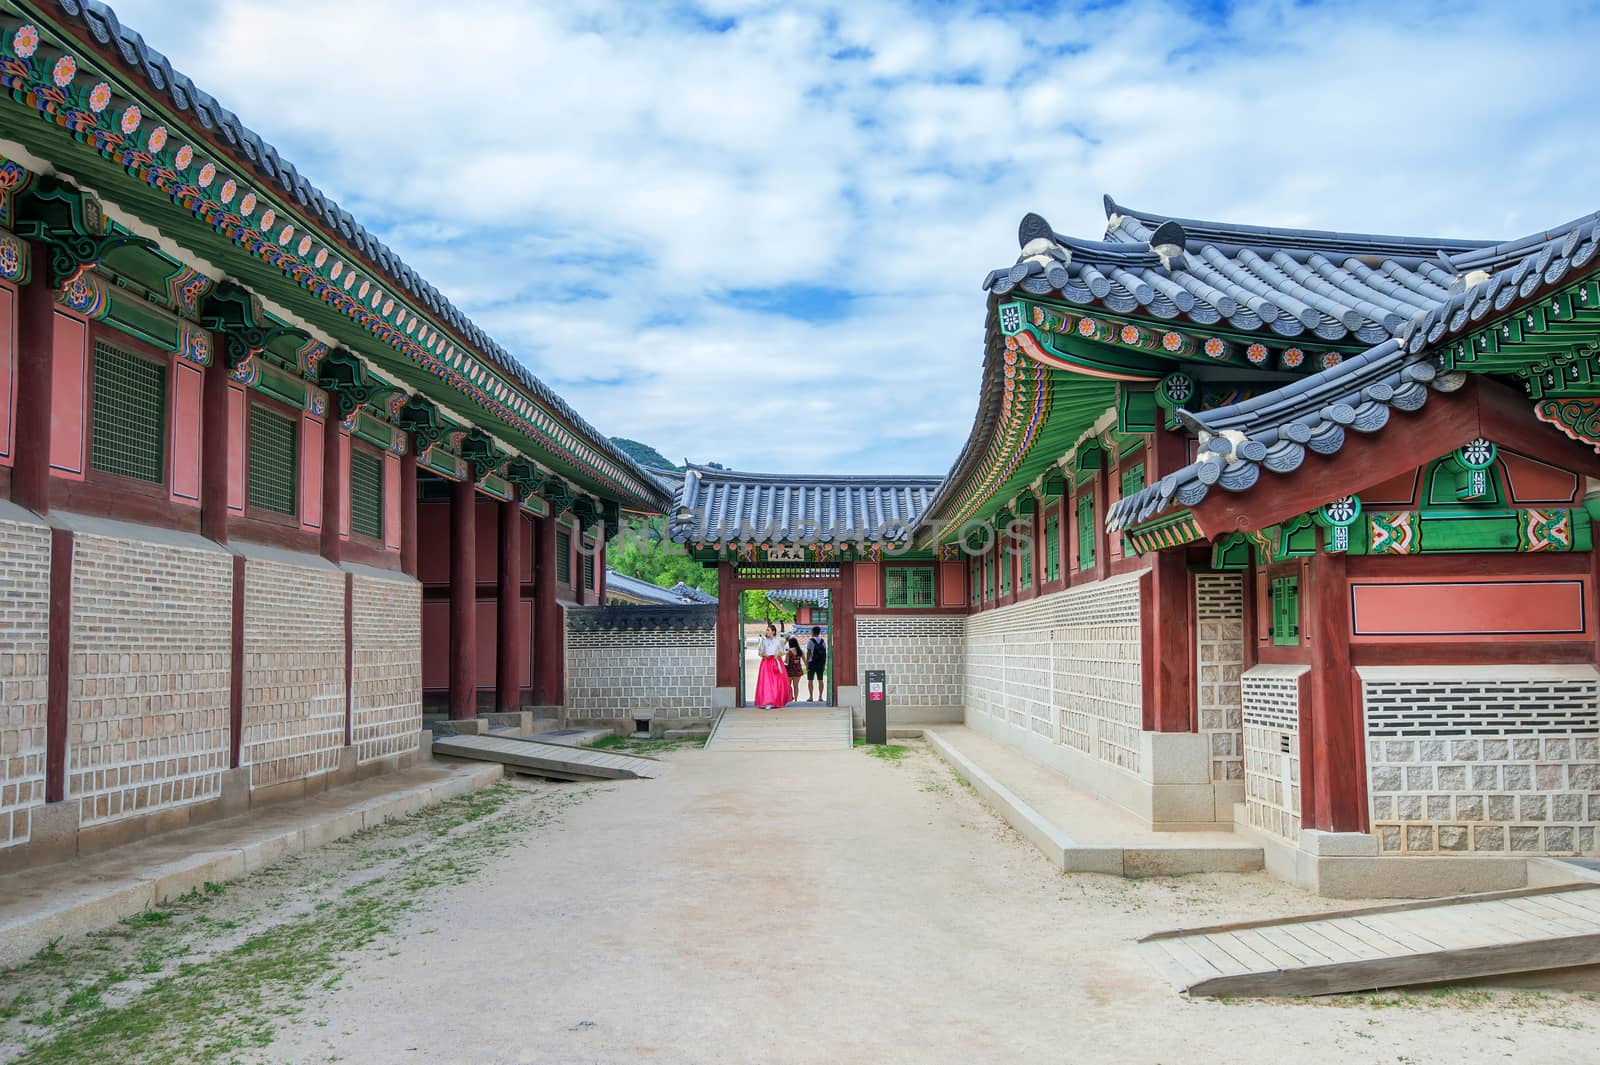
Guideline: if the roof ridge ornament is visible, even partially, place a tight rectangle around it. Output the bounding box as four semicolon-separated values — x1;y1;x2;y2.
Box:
1147;219;1187;270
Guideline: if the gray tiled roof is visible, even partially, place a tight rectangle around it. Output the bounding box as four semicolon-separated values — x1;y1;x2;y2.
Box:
567;605;716;633
668;582;719;605
766;588;831;607
669;465;943;544
985;195;1499;343
1107;209;1600;530
53;0;660;501
604;570;708;606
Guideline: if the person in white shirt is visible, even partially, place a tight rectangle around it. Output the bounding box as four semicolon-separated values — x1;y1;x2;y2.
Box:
754;622;791;709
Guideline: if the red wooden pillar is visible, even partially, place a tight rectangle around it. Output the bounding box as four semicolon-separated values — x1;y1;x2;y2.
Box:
200;352;231;544
321;422;347;563
1304;549;1365;832
448;478;478;719
399;445;419;578
715;562;739;693
12;247;55;514
1140;550;1194;732
496;500;523;713
834;562;857;689
531;514;565;707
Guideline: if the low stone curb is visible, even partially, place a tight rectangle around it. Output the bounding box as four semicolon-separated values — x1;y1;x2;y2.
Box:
0;763;502;969
925;728;1262;877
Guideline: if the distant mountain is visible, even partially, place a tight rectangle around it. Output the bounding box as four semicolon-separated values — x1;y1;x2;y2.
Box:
610;437;678;471
610;437;727;473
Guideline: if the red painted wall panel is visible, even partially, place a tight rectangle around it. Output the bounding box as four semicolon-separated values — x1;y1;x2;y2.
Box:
226;385;245;513
519;599;533;689
48;311;86;478
168;361;203;506
1349;577;1588;642
337;429;351;541
1500;450;1580;505
421;600;449;689
855;562;880;608
417;500;449;584
299;413;324;531
0;284;15;467
474;498;499;583
1361;469;1419;507
939;560;966;607
382;451;401;551
476;599;497;689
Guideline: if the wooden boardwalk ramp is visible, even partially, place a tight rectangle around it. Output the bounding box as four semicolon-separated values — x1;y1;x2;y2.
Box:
432;734;665;781
1141;884;1600;997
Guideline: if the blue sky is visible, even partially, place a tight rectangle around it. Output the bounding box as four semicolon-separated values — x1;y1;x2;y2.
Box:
106;0;1600;475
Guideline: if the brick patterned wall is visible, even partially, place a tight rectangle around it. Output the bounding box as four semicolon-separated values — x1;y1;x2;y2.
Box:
855;615;965;708
351;572;420;764
966;571;1143;774
68;533;231;828
242;558;344;789
1361;666;1600;856
1242;664;1305;840
0;518;50;849
1195;573;1245;783
566;620;716;719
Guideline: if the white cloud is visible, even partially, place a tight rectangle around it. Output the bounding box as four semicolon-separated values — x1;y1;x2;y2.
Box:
106;0;1600;475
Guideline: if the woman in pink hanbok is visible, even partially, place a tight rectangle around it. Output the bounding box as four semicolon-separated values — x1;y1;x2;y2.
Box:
753;622;791;709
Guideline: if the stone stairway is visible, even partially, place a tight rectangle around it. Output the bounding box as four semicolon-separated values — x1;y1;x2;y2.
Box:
705;707;854;752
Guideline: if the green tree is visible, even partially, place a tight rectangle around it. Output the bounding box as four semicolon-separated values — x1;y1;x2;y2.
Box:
740;589;794;625
605;517;717;596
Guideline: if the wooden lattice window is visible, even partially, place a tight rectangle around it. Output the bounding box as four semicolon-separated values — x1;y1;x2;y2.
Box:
246;405;298;516
1076;492;1096;570
985;553;995;601
555;528;572;585
970;556;982;606
1271;576;1300;647
1019;536;1033;590
1045;513;1060;582
886;565;935;609
90;341;166;484
998;547;1011;596
581;546;596;591
1120;462;1146;498
350;449;383;539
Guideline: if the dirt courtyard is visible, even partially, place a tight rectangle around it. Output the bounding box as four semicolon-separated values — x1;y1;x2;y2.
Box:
5;741;1598;1063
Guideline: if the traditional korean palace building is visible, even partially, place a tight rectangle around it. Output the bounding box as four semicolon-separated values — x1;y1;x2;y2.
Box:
0;2;669;869
669;199;1600;893
4;2;1600;898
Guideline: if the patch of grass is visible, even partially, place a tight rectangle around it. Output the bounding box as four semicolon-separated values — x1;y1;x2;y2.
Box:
854;740;912;762
586;734;705;754
1;782;572;1065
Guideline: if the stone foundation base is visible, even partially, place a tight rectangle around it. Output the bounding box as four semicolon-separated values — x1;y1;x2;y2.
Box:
967;710;1237;830
0;744;418;876
1230;805;1598;898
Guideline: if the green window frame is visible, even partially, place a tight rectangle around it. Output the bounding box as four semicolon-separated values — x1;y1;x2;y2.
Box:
349;449;384;540
1045;513;1060;582
90;340;166;485
581;543;596;591
886;565;935;609
998;547;1011;596
1270;576;1301;647
1076;492;1096;570
812;607;831;625
985;553;995;601
555;527;572;585
1019;536;1033;590
1120;462;1146;498
246;404;298;517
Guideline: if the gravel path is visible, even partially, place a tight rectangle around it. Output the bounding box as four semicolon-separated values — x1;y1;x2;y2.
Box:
266;743;1600;1064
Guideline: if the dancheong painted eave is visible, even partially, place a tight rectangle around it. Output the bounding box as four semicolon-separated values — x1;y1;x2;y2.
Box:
5;0;667;512
1108;206;1600;534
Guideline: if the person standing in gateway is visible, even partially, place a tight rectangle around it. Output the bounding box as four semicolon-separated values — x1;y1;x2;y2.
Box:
805;625;827;703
